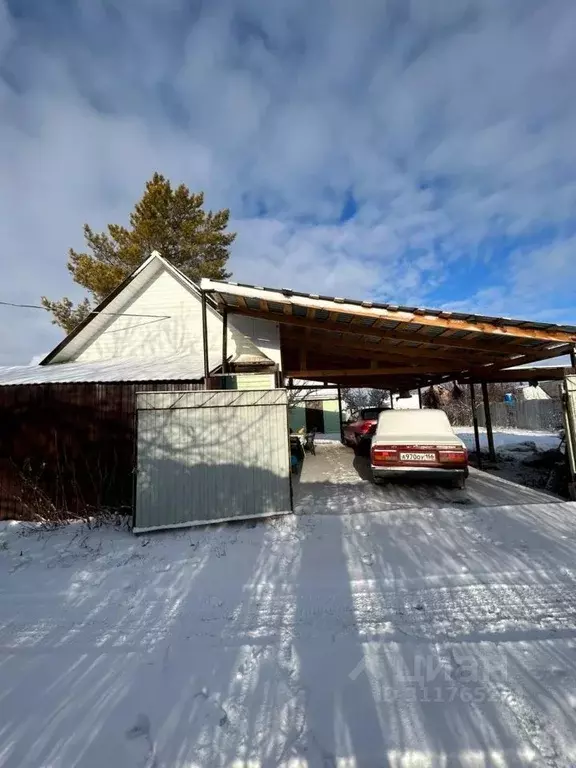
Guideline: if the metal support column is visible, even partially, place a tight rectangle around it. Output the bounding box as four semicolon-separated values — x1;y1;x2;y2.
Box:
417;387;423;409
481;381;496;463
221;307;228;375
337;385;344;444
389;390;394;409
570;345;576;370
469;383;482;470
201;290;209;382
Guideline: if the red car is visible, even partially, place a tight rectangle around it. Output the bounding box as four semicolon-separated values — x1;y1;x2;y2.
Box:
343;407;390;454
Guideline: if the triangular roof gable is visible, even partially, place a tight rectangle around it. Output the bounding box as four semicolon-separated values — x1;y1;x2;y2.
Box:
42;253;216;365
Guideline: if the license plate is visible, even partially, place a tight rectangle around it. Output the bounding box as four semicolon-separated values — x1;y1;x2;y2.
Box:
399;452;436;462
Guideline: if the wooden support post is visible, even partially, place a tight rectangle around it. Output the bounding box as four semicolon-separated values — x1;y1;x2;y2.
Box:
417;387;423;409
469;383;483;470
337;385;344;444
389;390;394;409
481;382;496;463
221;307;228;375
201;290;209;383
571;346;576;369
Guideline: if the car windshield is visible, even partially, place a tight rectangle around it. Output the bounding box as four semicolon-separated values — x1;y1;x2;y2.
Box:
360;408;383;420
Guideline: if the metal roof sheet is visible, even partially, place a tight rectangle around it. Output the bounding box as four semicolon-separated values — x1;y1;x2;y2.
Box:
0;358;204;386
202;278;576;336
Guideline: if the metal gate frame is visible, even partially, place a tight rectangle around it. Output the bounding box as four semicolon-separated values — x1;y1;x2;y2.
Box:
134;388;292;532
562;375;576;500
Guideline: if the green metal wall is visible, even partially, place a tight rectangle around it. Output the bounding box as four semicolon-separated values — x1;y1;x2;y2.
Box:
289;400;341;434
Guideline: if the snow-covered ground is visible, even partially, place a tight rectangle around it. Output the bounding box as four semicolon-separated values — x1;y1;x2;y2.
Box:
314;432;342;444
294;441;558;514
456;428;564;493
2;445;576;767
456;427;562;453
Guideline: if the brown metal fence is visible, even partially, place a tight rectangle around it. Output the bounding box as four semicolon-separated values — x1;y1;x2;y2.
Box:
0;381;203;520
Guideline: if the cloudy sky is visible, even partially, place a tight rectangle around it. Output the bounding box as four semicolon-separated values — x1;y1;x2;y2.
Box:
1;0;576;364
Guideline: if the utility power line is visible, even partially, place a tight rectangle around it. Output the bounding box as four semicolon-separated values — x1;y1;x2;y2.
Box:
0;300;169;319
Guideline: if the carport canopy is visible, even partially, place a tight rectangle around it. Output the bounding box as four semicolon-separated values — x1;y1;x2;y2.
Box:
200;279;576;390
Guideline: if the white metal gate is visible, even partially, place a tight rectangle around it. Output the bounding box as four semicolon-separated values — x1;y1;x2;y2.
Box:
134;389;291;532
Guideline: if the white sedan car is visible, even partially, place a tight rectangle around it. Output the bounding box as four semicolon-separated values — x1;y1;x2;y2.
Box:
370;408;469;488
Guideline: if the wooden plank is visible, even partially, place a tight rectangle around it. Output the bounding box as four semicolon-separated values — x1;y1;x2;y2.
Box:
233;307;534;355
286;365;460;378
461;344;573;381
299;348;307;371
281;328;502;364
482;343;573;370
463;366;574;383
300;373;451;389
285;338;458;367
259;299;269;312
219;286;576;344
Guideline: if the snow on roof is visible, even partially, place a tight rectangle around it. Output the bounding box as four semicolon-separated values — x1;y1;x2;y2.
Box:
201;278;576;336
0;357;204;386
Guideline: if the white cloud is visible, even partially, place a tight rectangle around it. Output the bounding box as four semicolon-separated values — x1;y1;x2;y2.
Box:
1;0;576;363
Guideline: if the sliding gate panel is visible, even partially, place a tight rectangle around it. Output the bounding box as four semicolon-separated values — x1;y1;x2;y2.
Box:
135;389;291;531
563;376;576;499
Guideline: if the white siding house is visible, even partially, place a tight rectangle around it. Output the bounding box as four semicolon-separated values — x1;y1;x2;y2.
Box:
42;253;281;374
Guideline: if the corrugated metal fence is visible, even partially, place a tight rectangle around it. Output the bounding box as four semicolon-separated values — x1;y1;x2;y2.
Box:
0;381;202;520
135;389;291;531
476;399;564;432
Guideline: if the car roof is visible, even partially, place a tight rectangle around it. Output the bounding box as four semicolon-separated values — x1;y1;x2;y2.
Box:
375;408;453;435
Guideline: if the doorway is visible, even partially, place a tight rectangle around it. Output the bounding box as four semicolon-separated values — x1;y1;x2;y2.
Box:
305;401;325;433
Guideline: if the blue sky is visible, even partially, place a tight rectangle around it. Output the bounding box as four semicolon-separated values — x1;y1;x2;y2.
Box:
1;0;576;363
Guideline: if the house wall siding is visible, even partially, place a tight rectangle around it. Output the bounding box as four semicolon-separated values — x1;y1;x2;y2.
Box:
73;268;281;370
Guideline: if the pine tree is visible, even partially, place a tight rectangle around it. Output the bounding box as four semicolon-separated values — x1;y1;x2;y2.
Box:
42;173;235;332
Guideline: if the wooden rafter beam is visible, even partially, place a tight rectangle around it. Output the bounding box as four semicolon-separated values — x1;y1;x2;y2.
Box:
462;366;575;383
235;307;537;355
302;373;452;389
209;283;576;344
389;314;575;344
280;328;503;364
483;343;573;370
285;365;461;378
282;338;460;367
